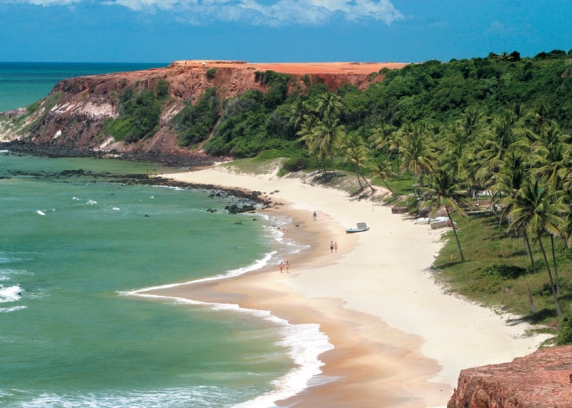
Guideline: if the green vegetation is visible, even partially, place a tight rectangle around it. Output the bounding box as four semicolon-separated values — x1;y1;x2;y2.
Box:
172;87;221;147
155;79;170;100
206;68;218;80
15;92;63;135
103;82;168;143
26;101;40;114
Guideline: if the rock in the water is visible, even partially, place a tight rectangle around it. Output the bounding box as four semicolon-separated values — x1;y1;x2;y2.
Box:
448;345;572;408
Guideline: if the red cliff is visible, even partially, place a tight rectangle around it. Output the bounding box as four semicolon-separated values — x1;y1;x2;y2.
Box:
448;346;572;408
0;60;406;160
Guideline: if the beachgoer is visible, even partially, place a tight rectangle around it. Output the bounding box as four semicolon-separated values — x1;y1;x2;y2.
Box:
313;211;317;221
330;241;334;253
334;242;338;253
279;262;284;273
285;261;290;273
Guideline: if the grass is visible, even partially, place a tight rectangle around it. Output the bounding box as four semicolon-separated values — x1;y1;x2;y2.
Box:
433;210;572;335
220;157;286;175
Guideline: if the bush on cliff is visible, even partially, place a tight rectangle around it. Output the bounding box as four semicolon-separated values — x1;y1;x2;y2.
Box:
172;87;221;147
558;314;572;345
155;79;170;100
103;87;163;143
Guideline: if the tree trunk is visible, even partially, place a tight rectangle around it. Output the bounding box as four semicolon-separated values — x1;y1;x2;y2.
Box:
361;174;375;194
354;164;364;190
550;234;560;294
523;231;537;314
445;206;465;263
382;179;393;194
537;233;562;316
526;282;537;314
524;231;536;273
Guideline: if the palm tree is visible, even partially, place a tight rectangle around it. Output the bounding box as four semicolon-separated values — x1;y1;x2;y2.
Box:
498;51;509;62
343;133;373;193
479;111;526;172
289;99;309;131
297;113;326;173
314;116;345;173
398;123;436;187
507;179;568;316
315;93;343;121
457;107;484;141
533;121;571;190
374;157;394;194
369;122;398;156
421;165;471;262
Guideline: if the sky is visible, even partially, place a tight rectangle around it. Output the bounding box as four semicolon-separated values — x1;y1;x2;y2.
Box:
0;0;571;63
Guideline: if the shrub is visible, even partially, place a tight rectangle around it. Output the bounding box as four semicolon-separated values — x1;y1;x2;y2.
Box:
557;313;572;345
282;157;307;172
206;68;218;80
26;101;40;114
477;264;528;280
155;79;170;100
172;87;221;147
103;88;163;143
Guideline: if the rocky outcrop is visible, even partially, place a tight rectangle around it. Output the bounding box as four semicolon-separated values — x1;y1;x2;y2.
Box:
0;61;405;163
448;346;572;408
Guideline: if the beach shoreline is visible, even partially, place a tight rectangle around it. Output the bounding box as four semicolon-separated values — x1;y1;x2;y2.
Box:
143;165;550;407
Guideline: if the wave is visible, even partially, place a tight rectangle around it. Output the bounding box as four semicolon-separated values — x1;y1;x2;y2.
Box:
0;305;27;313
0;285;23;303
2;386;243;408
122;218;332;408
128;290;332;408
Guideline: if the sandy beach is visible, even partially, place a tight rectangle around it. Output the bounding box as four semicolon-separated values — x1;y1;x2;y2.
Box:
145;165;549;407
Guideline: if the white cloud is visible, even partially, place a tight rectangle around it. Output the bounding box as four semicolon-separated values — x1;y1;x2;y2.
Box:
5;0;403;25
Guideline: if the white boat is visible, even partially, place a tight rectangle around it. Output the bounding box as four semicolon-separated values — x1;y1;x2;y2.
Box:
346;222;369;233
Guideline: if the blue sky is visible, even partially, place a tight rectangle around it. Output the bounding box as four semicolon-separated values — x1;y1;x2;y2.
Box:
1;0;571;63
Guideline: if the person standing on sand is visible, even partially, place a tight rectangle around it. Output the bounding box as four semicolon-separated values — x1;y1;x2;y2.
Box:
285;261;290;273
313;211;317;221
334;242;338;253
330;241;334;253
279;262;284;273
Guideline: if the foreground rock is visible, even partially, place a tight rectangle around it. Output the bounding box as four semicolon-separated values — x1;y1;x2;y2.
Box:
448;345;572;407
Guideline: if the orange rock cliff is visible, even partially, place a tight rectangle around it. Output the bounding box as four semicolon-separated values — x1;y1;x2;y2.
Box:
0;61;406;159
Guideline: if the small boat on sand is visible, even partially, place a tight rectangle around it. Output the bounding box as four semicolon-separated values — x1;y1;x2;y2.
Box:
346;222;369;233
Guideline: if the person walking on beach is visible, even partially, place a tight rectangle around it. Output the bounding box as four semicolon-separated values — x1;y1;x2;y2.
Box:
334;242;338;253
285;261;290;273
279;262;284;273
330;241;334;253
313;211;317;221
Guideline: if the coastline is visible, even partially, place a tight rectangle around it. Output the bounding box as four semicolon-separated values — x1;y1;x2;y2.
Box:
143;165;550;407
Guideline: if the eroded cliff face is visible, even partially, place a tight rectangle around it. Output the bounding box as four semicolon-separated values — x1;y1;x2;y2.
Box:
448;346;572;408
0;61;405;159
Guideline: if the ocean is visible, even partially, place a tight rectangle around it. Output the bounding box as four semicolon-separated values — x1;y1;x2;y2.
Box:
0;64;329;407
0;62;167;113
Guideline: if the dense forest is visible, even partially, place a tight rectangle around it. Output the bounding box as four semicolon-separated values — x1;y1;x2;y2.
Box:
168;49;572;160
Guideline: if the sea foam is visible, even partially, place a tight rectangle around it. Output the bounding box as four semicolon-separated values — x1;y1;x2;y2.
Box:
0;285;23;303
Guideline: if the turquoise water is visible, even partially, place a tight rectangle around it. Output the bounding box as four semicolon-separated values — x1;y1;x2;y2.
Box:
0;62;167;113
0;154;301;407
